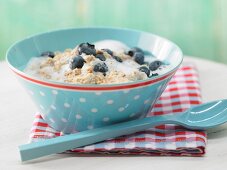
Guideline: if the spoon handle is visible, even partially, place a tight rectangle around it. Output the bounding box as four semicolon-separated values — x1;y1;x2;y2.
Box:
19;114;178;161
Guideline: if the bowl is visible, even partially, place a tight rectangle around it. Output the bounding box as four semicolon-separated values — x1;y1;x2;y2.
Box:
6;27;183;133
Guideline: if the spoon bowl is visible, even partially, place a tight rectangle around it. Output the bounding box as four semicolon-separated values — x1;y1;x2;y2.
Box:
181;100;227;129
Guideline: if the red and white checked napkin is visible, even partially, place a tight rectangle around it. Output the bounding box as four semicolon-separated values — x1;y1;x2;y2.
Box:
30;64;206;156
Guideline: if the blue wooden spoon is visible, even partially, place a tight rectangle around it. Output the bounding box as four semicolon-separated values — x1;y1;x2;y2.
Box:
19;99;227;161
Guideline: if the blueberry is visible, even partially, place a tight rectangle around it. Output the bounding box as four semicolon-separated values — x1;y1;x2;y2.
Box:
102;49;113;56
149;60;162;71
93;63;108;73
149;73;159;77
127;47;144;57
113;56;123;62
139;66;150;77
133;52;144;65
95;54;106;61
41;51;55;58
69;55;86;69
78;42;96;55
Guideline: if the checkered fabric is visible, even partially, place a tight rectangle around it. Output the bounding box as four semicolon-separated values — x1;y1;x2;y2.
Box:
29;64;206;156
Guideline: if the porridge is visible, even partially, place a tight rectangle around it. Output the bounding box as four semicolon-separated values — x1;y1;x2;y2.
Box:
24;40;169;84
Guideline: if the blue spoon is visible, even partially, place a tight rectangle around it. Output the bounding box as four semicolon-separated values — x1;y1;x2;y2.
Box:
19;99;227;161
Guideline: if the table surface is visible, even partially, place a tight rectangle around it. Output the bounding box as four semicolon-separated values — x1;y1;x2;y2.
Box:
1;56;227;170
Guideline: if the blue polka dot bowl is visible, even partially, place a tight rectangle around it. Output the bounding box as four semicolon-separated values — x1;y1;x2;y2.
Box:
6;27;183;133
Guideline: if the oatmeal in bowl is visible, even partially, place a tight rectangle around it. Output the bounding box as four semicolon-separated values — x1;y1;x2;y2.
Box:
24;40;171;85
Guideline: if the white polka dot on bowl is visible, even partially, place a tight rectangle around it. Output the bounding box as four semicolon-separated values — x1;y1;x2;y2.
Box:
52;90;58;95
106;100;114;104
79;98;86;103
75;114;82;119
95;92;102;95
61;118;68;122
129;113;136;118
50;105;56;110
64;103;71;108
87;125;94;129
134;95;140;100
91;108;98;113
123;90;130;93
118;107;125;112
39;91;45;96
144;99;150;104
103;117;110;122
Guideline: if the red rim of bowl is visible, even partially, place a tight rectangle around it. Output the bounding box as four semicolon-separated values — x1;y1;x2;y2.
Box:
11;67;177;91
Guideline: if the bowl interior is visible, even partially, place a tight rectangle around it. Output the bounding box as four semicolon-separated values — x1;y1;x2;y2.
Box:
6;27;183;82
